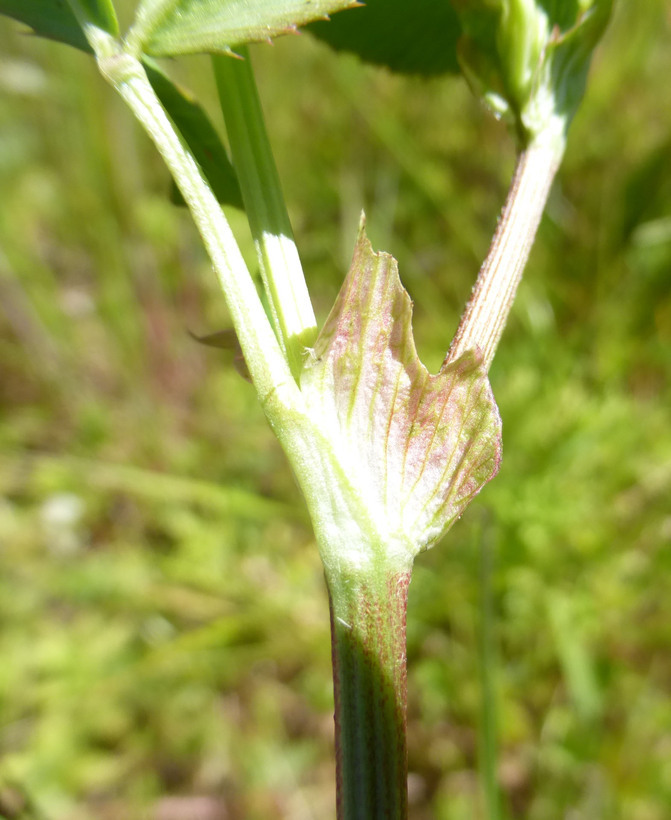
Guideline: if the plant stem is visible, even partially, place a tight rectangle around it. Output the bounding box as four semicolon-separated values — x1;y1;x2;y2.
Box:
213;48;317;380
92;40;301;423
447;139;563;370
326;562;412;820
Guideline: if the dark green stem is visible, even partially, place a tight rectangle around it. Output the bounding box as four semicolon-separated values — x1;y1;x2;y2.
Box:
326;563;411;820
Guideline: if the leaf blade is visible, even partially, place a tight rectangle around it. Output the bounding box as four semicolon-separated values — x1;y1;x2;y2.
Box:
308;0;462;77
0;0;91;53
130;0;359;58
143;59;243;209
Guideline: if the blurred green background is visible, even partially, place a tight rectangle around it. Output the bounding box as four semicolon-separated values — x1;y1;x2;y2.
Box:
1;2;670;818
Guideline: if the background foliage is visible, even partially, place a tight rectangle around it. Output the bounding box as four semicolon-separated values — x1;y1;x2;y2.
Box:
1;2;670;818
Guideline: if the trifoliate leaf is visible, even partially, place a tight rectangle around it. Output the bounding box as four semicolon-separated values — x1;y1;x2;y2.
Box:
301;223;502;556
308;0;462;77
129;0;359;58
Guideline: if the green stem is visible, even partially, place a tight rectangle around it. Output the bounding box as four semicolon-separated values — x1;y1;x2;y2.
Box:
447;138;563;370
213;48;317;380
90;37;301;426
326;562;412;820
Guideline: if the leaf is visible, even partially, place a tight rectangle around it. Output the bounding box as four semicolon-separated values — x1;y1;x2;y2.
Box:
188;328;250;381
453;0;614;145
129;0;359;58
307;0;462;77
542;0;614;125
300;223;502;554
0;0;91;52
143;60;243;209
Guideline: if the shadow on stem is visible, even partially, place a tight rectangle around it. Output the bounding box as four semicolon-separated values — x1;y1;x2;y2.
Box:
327;567;411;820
